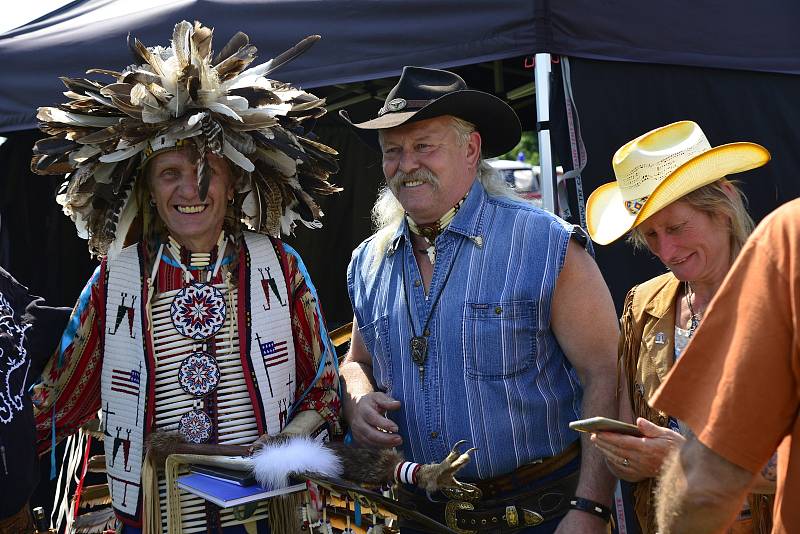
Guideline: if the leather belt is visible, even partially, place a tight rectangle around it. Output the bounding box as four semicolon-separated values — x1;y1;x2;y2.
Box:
399;469;579;534
464;441;580;499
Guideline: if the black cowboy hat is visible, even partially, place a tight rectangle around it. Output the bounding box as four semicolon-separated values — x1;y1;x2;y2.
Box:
339;66;521;158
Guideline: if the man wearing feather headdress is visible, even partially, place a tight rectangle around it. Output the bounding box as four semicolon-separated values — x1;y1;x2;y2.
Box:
29;21;343;533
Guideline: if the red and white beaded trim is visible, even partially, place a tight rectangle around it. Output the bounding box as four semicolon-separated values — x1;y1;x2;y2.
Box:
395;461;422;485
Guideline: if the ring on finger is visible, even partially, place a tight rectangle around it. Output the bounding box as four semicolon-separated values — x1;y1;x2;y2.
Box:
622;457;630;467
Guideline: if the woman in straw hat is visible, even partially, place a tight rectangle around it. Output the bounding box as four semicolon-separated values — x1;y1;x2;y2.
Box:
585;121;775;533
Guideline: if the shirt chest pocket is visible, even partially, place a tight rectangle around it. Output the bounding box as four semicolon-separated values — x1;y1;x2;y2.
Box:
463;300;537;380
358;315;393;391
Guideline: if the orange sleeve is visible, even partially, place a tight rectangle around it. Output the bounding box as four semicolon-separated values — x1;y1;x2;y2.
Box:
651;206;800;473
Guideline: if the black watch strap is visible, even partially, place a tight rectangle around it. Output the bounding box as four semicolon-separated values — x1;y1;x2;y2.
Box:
569;496;612;523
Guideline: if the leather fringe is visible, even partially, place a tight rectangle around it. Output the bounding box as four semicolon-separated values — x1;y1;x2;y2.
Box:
266;492;304;533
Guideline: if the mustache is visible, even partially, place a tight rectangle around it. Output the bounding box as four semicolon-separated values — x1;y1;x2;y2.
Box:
387;168;440;190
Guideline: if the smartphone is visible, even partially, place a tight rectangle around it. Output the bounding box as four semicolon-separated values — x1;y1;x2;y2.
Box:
569;416;643;437
191;464;256;486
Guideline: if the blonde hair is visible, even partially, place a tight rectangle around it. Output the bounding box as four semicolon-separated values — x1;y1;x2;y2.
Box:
628;178;754;264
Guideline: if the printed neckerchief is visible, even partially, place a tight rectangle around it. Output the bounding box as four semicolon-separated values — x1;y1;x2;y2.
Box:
405;195;466;265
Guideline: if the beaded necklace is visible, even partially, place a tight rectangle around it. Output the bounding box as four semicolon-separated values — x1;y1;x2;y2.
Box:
406;196;466;265
684;281;702;335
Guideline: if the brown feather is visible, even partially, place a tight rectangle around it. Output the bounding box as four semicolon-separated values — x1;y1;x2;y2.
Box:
76;484;111;508
86;68;124;80
59;77;105;95
31;154;72;175
212;30;249;66
228;86;282;107
73;507;116;533
76;125;122;145
191;21;214;62
127;34;164;77
34;136;80;156
87;455;107;473
215;44;258;81
259;35;320;78
120;70;161;87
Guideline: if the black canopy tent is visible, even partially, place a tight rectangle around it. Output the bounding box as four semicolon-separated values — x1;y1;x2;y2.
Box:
1;0;799;523
0;0;799;323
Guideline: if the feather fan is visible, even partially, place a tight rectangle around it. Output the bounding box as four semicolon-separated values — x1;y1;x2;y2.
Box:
73;507;116;533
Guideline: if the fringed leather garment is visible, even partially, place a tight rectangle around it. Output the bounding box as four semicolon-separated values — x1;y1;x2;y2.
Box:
619;272;773;534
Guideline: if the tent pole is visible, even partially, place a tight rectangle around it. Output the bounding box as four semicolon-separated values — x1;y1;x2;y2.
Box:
534;53;555;214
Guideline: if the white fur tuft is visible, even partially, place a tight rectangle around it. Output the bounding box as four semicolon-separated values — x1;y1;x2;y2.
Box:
248;436;342;489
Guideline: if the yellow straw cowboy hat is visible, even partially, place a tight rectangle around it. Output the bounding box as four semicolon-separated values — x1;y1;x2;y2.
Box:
586;120;770;245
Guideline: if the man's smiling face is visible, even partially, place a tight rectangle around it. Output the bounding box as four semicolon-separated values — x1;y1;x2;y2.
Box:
380;115;481;224
147;147;234;251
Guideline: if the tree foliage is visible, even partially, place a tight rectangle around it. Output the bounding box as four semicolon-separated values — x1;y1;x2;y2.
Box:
498;131;539;164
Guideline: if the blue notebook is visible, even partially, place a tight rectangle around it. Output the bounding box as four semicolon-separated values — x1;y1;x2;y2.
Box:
176;472;306;508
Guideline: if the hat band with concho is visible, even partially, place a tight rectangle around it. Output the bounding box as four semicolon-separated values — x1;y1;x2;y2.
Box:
379;98;434;115
586;120;770;245
340;66;521;159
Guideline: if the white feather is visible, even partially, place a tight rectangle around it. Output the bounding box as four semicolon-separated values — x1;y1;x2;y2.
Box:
207;101;244;122
223;139;255;172
141;104;171;124
223;95;250;111
37;107;119;127
186;111;208;128
99;140;147;162
70;145;102;165
235;59;276;81
107;190;139;259
247;436;342;489
241;189;258;218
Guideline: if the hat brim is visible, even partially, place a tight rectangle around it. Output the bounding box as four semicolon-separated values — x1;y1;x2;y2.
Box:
587;142;770;245
339;89;521;159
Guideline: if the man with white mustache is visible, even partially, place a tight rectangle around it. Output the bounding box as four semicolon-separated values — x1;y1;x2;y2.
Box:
339;66;620;533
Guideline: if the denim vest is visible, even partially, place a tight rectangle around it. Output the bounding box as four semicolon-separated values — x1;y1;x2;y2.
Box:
347;180;583;479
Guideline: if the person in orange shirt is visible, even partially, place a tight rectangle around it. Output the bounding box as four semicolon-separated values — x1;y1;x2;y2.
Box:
650;198;800;533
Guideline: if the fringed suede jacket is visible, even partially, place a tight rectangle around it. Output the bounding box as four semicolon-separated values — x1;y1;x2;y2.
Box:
619;272;773;534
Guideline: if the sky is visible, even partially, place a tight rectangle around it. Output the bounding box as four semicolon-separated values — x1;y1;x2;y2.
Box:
0;1;72;35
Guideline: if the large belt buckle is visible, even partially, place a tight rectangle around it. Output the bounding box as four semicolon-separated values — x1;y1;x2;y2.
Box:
441;483;482;503
522;508;545;526
445;500;476;534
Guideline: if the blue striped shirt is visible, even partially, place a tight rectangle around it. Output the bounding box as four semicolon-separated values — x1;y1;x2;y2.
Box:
347;180;583;479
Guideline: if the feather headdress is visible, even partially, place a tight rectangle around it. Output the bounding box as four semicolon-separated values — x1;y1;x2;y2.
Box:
32;21;340;257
